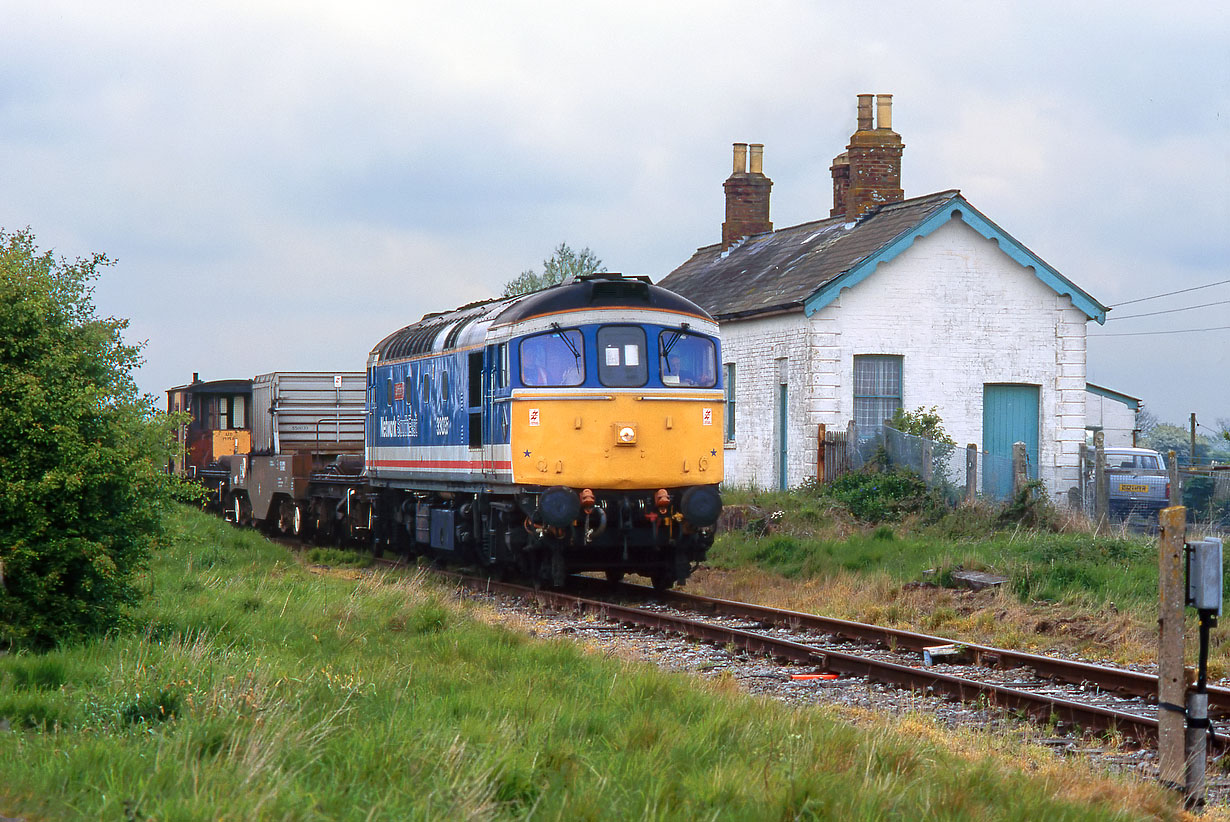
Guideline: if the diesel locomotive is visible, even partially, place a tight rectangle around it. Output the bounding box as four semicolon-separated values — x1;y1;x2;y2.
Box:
174;272;724;588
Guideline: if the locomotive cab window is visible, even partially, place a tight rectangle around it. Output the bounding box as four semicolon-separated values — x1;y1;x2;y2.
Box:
658;330;717;387
597;325;647;387
520;328;584;387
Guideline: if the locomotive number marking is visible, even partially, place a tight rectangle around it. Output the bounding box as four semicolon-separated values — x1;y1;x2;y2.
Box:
529;408;540;427
702;407;713;426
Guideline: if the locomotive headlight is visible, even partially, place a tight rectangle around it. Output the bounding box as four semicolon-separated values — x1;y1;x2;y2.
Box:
617;425;637;445
539;486;581;527
680;485;722;528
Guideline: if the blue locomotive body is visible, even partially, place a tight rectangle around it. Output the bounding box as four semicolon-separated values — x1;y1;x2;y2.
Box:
365;273;725;588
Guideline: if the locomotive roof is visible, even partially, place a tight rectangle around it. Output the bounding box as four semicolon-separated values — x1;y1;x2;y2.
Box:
370;274;715;362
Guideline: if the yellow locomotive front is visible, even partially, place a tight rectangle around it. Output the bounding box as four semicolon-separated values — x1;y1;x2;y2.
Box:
490;274;724;588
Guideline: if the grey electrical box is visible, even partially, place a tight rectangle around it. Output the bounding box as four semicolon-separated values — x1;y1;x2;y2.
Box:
1187;537;1223;615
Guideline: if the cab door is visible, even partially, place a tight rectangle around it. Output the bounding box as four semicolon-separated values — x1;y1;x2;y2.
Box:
481;343;510;479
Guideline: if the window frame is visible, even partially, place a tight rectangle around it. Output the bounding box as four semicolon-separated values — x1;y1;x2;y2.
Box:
658;330;718;388
724;363;736;443
596;324;648;388
852;354;903;434
519;328;586;387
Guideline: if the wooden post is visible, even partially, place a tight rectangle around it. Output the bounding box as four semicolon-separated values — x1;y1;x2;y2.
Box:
965;443;978;505
922;439;933;485
1011;442;1027;497
1168;450;1181;507
1158;505;1188;793
817;423;826;483
1094;431;1108;530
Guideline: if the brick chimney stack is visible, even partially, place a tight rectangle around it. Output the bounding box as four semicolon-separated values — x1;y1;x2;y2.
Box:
722;142;773;249
830;93;904;220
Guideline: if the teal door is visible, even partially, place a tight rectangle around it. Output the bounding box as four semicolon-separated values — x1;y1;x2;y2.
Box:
982;384;1039;498
776;383;788;490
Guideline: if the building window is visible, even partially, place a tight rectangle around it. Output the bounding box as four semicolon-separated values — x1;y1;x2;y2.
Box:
724;363;736;442
853;355;902;434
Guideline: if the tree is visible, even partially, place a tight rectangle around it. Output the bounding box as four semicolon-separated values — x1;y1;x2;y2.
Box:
888;406;955;445
1141;423;1211;465
1135;406;1160;438
502;242;605;297
0;228;180;649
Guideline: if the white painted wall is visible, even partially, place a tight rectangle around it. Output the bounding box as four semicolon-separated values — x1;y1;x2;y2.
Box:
720;216;1089;498
1085;390;1139;447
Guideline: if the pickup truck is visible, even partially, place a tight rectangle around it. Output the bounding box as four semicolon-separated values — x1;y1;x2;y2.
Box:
1104;447;1170;518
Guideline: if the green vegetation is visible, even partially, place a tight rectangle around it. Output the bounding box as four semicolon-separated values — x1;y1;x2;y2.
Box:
718;480;1159;612
0;229;183;649
0;509;1176;820
502;242;604;296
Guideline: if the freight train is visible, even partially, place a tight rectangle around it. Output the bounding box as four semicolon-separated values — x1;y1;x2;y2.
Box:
170;273;724;588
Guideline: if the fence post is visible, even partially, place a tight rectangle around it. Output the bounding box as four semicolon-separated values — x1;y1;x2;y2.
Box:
922;438;933;485
1012;442;1027;497
817;423;826;483
1157;505;1188;795
1168;450;1181;507
1094;431;1108;530
965;443;977;505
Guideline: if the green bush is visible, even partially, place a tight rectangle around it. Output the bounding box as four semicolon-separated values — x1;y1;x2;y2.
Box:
0;229;181;650
821;467;944;523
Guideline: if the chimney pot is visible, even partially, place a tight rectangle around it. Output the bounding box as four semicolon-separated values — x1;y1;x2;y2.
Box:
838;93;904;219
732;142;748;174
856;94;874;130
722;141;773;249
192;372;200;383
876;94;893;130
748;144;764;175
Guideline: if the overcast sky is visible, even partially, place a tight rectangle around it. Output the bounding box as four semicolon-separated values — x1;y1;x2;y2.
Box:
3;1;1227;430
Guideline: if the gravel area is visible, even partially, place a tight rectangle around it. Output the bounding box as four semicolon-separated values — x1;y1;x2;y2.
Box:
466;586;1230;810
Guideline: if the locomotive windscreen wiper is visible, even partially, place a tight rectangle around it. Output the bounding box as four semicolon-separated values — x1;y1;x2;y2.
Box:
660;323;691;371
551;322;582;363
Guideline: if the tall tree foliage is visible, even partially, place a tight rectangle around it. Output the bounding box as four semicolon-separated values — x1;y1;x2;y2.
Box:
0;229;177;649
502;242;604;297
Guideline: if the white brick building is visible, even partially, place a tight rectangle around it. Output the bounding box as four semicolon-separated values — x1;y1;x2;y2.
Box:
1085;384;1142;448
658;95;1110;499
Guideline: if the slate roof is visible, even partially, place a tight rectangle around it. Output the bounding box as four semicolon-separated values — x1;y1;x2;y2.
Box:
657;189;1107;323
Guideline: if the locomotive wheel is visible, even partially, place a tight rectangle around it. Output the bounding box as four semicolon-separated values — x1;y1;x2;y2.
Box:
650;571;673;591
604;570;625;585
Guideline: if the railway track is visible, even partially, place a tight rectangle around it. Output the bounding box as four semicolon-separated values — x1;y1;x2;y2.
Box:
377;562;1228;752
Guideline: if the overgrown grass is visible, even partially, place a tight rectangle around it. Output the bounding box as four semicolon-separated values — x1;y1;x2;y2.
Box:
707;482;1227;670
0;508;1184;820
719;482;1160;610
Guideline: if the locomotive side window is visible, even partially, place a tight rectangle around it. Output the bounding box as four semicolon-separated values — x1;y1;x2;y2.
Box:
421;373;431;404
520;329;584;387
597;325;647;387
658;330;717;387
441;370;450;403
